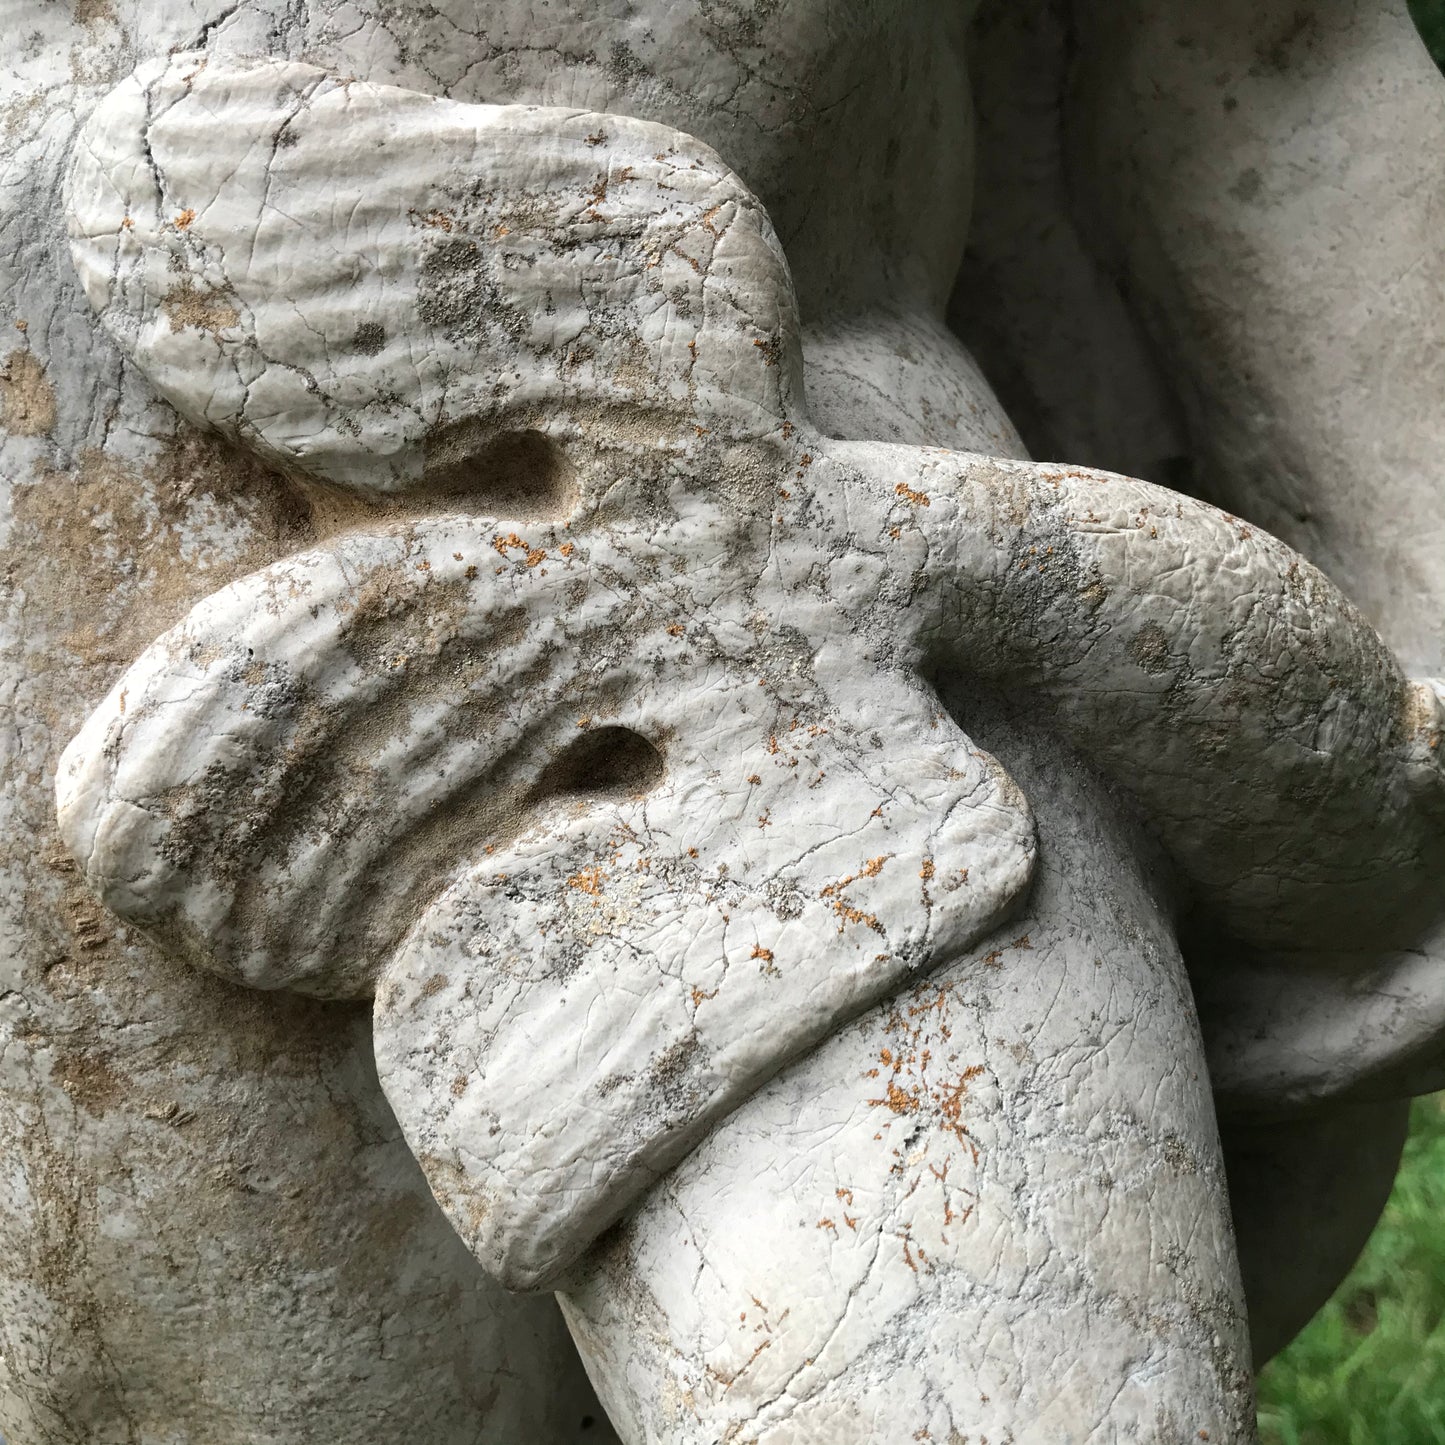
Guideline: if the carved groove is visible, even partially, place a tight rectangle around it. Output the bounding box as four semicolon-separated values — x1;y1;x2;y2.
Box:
531;726;665;802
421;424;577;519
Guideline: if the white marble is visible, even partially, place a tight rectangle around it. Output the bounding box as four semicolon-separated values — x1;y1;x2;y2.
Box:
3;4;1444;1440
49;51;1445;1440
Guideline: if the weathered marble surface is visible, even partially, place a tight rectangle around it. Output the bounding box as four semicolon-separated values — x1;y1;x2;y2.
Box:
0;4;1010;1439
4;2;1445;1441
59;55;1040;1294
956;0;1445;1360
562;697;1254;1443
47;46;1445;1441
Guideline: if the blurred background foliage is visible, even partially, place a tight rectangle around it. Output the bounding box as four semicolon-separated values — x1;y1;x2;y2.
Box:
1253;15;1445;1442
1412;0;1445;72
1256;1095;1445;1443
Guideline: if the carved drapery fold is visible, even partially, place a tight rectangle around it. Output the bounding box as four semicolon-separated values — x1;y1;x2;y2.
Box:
45;49;1445;1437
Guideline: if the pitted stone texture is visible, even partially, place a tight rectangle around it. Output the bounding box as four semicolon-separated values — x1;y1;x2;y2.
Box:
60;507;1036;1288
0;4;1012;1435
561;711;1255;1444
54;57;1445;1442
66;55;801;495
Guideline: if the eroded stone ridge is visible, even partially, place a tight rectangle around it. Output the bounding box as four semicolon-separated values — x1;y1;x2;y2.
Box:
64;52;801;494
58;55;1445;1292
59;53;1038;1289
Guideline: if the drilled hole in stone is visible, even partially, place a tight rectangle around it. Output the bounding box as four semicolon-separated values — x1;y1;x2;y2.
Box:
531;726;665;802
420;422;577;519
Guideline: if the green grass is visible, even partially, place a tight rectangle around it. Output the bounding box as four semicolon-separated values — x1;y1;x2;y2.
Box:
1256;1093;1445;1445
1412;0;1445;73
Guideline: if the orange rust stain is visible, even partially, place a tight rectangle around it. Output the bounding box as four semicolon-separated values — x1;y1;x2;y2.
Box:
900;1231;920;1272
865;985;990;1159
492;531;545;567
818;856;888;933
871;1080;919;1116
706;1338;773;1392
937;1066;985;1140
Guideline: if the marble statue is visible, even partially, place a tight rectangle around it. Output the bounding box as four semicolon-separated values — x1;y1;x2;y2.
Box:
3;3;1442;1442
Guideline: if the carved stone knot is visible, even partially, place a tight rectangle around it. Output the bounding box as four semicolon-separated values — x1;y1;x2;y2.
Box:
57;53;1445;1295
